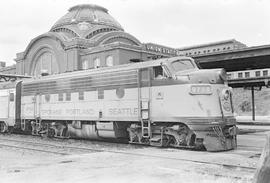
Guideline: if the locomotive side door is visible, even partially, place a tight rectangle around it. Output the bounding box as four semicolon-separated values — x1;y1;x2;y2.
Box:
138;68;152;138
8;90;15;120
0;90;9;119
33;94;41;118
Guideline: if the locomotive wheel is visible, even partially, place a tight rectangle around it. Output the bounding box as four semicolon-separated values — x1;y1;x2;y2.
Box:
0;122;8;133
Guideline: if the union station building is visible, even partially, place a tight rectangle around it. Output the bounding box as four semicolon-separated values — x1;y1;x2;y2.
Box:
0;4;246;76
11;4;178;77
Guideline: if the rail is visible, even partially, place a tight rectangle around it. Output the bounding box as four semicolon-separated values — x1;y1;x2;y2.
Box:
0;135;256;172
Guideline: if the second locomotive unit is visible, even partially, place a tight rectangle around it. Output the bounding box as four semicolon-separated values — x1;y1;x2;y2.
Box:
0;56;237;151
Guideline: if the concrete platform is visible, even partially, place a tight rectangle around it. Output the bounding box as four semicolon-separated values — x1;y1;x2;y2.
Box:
236;116;270;125
0;128;269;183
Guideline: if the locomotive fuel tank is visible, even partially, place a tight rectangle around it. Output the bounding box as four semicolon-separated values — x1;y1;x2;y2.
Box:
68;121;129;139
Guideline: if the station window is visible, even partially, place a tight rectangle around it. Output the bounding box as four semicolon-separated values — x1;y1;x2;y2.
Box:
82;60;88;70
93;14;98;21
78;91;84;100
217;48;220;51
58;93;63;101
238;72;243;78
66;92;71;101
198;51;200;54
227;47;231;50
245;72;250;78
255;71;261;77
194;52;197;54
106;56;114;67
94;57;101;68
203;50;206;53
45;94;50;102
9;93;14;102
98;89;104;99
207;50;210;53
263;70;268;76
213;49;216;52
33;52;59;76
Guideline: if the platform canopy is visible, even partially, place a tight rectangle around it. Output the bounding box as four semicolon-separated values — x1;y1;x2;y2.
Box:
194;44;270;72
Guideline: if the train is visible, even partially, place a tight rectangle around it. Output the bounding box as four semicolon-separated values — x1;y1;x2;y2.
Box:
0;56;237;151
227;68;270;80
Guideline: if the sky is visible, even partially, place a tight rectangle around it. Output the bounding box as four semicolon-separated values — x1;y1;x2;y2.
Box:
0;0;270;65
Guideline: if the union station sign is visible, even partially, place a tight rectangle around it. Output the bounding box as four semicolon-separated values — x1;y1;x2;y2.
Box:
144;43;181;56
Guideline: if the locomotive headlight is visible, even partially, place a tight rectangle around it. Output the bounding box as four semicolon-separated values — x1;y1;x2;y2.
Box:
220;89;232;112
218;69;227;82
222;89;230;100
190;85;212;95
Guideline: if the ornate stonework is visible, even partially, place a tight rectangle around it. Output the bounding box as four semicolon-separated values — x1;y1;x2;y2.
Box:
51;4;123;39
14;4;176;76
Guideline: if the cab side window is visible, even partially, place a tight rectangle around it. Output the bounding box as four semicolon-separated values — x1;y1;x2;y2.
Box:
153;66;167;80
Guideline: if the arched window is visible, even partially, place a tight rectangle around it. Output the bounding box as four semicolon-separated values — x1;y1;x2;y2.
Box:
34;52;58;76
94;57;101;68
82;60;88;70
106;56;114;67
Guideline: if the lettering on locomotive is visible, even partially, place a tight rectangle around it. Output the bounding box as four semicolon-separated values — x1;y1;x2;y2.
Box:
108;108;138;116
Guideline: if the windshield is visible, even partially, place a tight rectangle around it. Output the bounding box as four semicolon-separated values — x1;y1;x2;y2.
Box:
171;59;195;72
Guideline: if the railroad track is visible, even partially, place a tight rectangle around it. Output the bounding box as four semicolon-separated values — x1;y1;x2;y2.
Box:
0;137;100;155
0;143;69;155
0;135;257;173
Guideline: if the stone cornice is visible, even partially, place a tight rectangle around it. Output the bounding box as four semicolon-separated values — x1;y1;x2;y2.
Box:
64;38;95;50
80;42;143;55
93;31;141;46
79;42;172;57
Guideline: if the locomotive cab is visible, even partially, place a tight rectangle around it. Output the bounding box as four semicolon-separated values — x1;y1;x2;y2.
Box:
147;57;237;151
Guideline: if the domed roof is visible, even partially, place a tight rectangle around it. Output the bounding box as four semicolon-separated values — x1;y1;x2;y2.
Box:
50;4;123;35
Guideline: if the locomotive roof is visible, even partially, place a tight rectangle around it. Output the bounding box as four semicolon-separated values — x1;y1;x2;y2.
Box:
23;56;192;83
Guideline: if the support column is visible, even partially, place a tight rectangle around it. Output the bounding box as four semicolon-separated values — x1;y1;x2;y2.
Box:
251;86;255;121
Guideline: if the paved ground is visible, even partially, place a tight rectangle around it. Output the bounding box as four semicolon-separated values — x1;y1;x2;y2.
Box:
0;125;269;183
236;116;270;124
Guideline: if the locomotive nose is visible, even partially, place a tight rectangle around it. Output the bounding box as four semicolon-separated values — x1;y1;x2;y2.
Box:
186;69;227;84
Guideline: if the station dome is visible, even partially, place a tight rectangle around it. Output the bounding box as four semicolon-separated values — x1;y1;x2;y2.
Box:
50;4;124;38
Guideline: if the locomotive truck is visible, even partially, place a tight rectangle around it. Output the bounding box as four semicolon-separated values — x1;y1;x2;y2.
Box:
0;56;237;151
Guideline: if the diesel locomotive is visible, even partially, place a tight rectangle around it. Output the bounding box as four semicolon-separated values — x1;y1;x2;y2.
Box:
0;56;237;151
